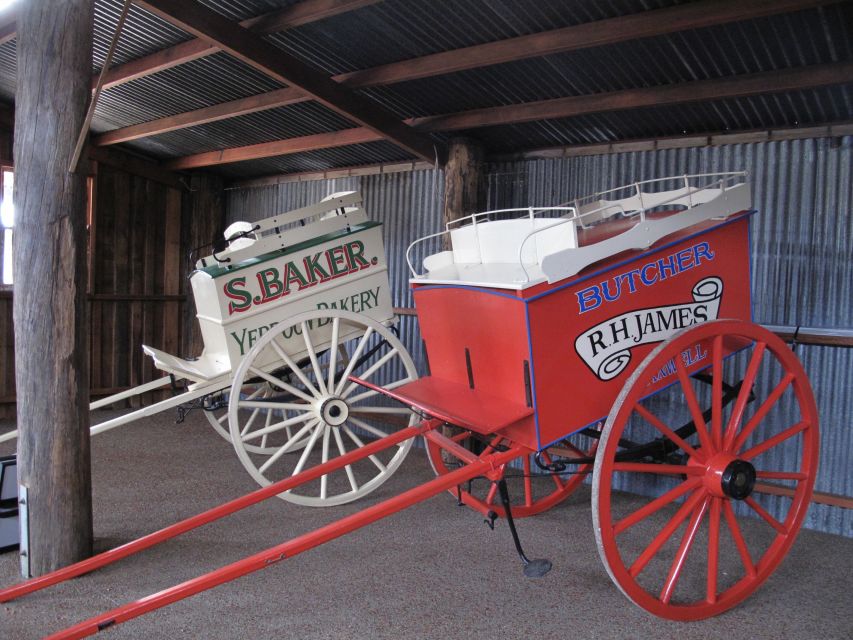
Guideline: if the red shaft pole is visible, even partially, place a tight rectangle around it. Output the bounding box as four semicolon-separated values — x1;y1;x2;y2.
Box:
0;423;430;604
45;445;525;640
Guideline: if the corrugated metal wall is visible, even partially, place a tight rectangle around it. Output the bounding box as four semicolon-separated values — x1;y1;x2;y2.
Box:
226;136;851;536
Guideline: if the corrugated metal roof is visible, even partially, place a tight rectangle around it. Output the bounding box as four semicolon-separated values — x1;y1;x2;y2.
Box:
120;101;358;158
347;4;853;120
0;0;850;177
457;84;853;153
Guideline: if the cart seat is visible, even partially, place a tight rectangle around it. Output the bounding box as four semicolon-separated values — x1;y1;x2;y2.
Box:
350;375;533;435
142;345;230;383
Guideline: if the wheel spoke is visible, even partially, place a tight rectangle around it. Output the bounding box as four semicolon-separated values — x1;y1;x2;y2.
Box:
300;321;328;395
332;427;359;493
723;342;766;450
744;496;788;534
320;425;331;500
732;372;794;453
334;327;374;395
261;398;273;449
269;337;319;396
343;425;386;472
239;406;262;437
755;470;807;481
248;366;315;403
660;495;710;604
740;420;808;461
614;478;702;536
711;335;723;450
238;400;312;412
241;410;314;442
348;416;390;440
707;497;722;604
629;488;705;578
257;418;319;473
613;462;704;476
722;500;756;577
327;317;340;392
340;347;400;397
290;420;325;477
675;358;715;453
634;403;704;461
346;377;413;404
540;451;566;490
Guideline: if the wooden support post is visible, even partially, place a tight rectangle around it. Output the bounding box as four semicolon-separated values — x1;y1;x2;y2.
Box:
440;138;484;454
443;138;484;246
13;0;94;575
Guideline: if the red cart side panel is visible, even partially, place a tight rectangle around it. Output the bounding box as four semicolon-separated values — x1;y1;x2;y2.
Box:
528;215;753;449
412;287;537;449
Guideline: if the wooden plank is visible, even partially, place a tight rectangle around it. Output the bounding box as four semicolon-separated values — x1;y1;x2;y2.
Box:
407;62;853;132
164;127;382;170
94;87;308;145
135;0;440;163
99;0;381;89
163;188;182;296
243;0;380;31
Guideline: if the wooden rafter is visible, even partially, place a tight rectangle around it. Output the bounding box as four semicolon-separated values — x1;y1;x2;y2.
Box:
135;0;439;163
164;62;853;169
93;88;309;145
97;0;380;89
95;0;837;147
407;62;853;132
335;0;838;88
163;128;382;170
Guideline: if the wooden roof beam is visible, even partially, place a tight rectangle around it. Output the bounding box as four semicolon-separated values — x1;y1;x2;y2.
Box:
96;0;838;146
163;62;853;169
163;128;382;170
407;62;853;132
97;0;380;89
336;0;840;88
136;0;439;163
93;87;309;145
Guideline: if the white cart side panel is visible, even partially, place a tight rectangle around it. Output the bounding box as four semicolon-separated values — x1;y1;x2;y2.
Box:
197;223;394;368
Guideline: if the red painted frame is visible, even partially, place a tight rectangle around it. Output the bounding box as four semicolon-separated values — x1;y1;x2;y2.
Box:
412;213;754;450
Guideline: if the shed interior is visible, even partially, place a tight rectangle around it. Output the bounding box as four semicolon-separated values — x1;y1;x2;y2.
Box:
0;1;850;637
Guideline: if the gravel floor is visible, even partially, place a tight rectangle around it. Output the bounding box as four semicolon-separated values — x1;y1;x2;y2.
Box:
0;410;851;640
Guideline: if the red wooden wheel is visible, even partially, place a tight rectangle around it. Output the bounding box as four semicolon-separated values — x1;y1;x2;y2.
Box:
592;319;818;620
426;432;593;518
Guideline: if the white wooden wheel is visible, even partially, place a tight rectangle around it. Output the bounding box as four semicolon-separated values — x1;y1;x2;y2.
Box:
228;309;418;506
204;382;308;455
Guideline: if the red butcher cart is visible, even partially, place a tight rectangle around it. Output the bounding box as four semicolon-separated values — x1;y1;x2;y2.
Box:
0;173;818;636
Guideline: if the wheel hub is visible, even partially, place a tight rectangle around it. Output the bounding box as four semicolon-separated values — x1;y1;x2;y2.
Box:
319;397;349;427
720;459;756;500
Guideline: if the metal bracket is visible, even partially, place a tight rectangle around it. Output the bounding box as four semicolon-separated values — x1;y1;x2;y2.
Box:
19;484;30;579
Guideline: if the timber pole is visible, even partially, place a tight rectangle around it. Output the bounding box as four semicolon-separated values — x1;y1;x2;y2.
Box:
13;0;94;575
442;137;484;233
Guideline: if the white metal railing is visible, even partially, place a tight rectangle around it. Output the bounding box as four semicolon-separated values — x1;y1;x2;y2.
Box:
407;171;748;282
405;205;578;277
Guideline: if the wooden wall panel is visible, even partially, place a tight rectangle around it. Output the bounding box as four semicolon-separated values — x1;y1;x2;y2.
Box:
90;164;184;408
0;159;224;416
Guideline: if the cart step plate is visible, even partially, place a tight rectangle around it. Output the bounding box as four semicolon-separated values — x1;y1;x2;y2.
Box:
350;376;533;435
